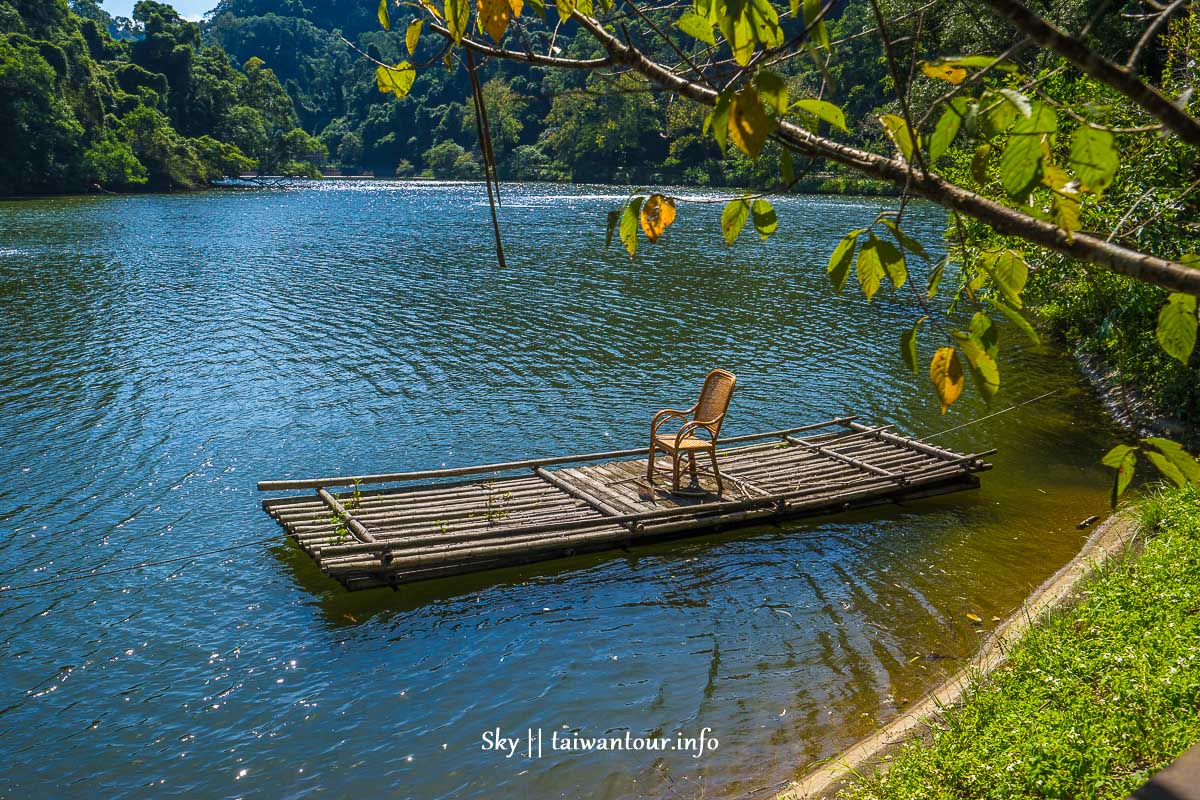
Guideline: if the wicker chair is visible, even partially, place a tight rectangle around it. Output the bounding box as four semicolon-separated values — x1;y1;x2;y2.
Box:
646;369;737;495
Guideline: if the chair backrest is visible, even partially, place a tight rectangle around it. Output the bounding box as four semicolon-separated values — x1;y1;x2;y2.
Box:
694;369;736;436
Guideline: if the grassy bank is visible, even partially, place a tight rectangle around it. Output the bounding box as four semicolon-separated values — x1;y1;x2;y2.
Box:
838;486;1200;800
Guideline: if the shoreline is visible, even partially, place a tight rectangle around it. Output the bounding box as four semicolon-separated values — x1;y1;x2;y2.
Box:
774;512;1141;799
775;337;1194;799
0;174;900;202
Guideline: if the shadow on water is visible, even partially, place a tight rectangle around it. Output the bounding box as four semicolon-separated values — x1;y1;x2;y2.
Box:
284;483;987;629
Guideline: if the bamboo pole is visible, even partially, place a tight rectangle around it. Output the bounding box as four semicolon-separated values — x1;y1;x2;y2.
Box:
784;435;901;478
317;487;376;544
849;422;993;466
534;466;628;518
257;417;859;491
314;454;983;561
323;466;983;573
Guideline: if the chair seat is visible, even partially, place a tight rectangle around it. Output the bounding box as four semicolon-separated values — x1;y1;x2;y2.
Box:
654;434;715;451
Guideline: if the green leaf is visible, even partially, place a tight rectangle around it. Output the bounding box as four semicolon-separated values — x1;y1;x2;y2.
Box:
971;143;992;186
406;18;424;54
1142;437;1200;485
882;218;929;260
1156;292;1198;364
676;10;716;44
728;85;774;159
575;0;593;15
746;0;784;48
755;70;788;115
954;331;1000;404
555;0;575;23
901;316;927;374
1043;161;1082;239
704;91;732;151
982;97;1017;137
378;0;391;29
717;8;755;66
827;229;863;293
445;0;470;43
721;197;751;245
376;62;416;98
1102;444;1138;468
929;97;968;165
526;0;546;18
856;234;886;302
790;99;849;133
876;236;907;289
1107;448;1137;508
879;114;917;161
927;256;947;299
802;0;829;48
604;209;619;250
751;198;777;240
969;312;999;358
1145;450;1188;488
986;297;1040;345
982;249;1029;308
620;197;643;258
1069;126;1119;195
998;103;1057;198
998;88;1031;118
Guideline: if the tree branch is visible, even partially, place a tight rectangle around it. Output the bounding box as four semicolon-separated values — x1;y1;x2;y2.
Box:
425;22;615;69
979;0;1200;148
565;11;1200;295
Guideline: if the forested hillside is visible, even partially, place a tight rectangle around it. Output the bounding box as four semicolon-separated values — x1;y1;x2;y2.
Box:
0;0;322;194
204;0;893;184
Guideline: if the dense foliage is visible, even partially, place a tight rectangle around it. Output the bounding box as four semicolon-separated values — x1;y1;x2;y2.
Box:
204;0;905;187
0;0;323;193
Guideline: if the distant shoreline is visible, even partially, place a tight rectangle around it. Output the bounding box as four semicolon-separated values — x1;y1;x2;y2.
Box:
1;174;901;201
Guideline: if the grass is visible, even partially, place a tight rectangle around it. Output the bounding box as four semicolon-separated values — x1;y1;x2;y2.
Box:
838;485;1200;800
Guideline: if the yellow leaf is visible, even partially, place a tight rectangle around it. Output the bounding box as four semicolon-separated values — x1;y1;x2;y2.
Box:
406;19;423;55
376;62;416;98
478;0;512;41
966;613;983;623
508;0;523;14
879;114;918;161
727;85;773;159
930;346;964;414
420;0;443;18
639;194;677;243
445;0;468;43
922;62;967;84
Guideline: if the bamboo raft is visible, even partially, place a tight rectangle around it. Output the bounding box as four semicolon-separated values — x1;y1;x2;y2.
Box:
258;417;994;591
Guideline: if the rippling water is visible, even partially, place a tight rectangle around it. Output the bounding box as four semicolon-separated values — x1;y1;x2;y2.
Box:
0;181;1119;798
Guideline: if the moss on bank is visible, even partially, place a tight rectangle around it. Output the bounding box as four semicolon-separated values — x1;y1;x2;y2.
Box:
838;486;1200;800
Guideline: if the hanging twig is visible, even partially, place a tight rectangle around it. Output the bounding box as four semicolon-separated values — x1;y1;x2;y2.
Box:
466;48;507;268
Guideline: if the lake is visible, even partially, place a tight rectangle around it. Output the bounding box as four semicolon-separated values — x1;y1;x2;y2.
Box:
0;180;1119;798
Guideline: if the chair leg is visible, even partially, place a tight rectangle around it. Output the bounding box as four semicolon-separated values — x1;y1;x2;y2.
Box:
708;448;723;496
672;451;683;491
688;453;698;483
646;443;656;481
